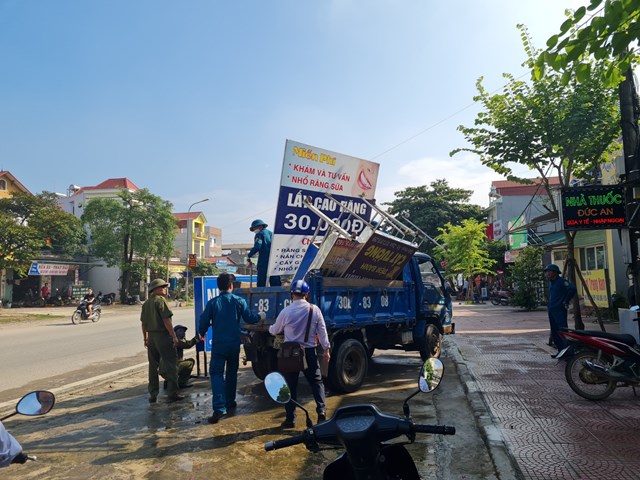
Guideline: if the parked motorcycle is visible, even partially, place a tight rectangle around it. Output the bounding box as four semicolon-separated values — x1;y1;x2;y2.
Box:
71;300;101;324
45;289;64;307
558;326;640;400
0;390;56;466
489;288;512;306
263;358;455;479
96;292;115;305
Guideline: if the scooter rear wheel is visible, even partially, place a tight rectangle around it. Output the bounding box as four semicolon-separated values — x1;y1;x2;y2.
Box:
565;351;616;400
91;310;101;322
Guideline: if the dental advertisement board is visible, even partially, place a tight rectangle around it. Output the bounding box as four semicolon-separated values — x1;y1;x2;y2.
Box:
268;140;380;277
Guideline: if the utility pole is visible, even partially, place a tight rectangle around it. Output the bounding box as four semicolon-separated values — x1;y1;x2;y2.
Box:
619;67;640;304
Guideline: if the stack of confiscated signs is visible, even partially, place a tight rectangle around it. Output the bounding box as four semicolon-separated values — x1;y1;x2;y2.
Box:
299;193;436;282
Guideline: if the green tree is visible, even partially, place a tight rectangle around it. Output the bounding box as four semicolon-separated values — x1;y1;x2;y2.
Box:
451;27;620;328
0;192;85;275
433;219;495;299
81;189;176;302
510;246;544;310
534;0;639;88
384;179;485;254
537;0;640;316
193;259;218;277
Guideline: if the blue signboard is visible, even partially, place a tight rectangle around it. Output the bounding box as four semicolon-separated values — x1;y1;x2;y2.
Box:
193;275;255;353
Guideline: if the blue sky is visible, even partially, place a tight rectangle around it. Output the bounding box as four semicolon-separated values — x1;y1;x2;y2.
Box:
0;0;586;243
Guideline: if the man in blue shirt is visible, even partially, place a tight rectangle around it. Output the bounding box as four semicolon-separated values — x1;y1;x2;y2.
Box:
247;219;281;287
198;273;265;423
545;264;577;358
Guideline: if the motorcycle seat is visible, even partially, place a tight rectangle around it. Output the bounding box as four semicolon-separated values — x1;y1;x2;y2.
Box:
562;328;637;346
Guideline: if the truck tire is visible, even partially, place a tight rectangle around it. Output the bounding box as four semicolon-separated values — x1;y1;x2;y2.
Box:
251;348;277;380
420;324;442;361
328;339;368;393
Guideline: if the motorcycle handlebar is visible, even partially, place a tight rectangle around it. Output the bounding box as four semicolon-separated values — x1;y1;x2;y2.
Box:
413;424;456;435
264;434;306;451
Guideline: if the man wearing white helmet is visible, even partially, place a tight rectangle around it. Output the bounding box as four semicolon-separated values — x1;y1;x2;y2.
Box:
269;279;331;428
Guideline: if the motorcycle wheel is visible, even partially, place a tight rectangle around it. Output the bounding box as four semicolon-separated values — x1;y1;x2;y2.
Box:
71;311;82;325
91;310;101;322
565;351;617;400
490;297;500;306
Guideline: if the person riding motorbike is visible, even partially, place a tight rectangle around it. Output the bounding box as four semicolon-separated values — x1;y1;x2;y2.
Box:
83;288;96;316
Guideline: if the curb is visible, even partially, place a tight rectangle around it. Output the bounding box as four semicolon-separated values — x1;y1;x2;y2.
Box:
444;337;524;480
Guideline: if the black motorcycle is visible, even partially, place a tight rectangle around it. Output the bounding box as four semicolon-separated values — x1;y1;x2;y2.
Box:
264;358;455;479
71;300;101;324
96;292;116;305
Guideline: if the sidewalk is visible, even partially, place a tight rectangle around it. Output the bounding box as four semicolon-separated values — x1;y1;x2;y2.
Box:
450;303;640;480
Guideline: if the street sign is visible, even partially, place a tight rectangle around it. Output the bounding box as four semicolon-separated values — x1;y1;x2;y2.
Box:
188;254;197;268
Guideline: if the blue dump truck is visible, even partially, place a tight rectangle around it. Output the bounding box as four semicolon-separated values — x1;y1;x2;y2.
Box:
237;252;454;393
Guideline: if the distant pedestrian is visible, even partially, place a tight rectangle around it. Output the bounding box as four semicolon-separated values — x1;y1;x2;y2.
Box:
247;219;281;287
268;280;331;428
140;278;184;403
544;264;577;358
198;272;265;424
40;283;49;302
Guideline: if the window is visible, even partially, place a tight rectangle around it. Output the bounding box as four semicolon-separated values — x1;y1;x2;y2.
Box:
579;245;606;271
0;179;6;190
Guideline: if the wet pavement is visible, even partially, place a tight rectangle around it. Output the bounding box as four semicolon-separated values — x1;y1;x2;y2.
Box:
1;303;639;479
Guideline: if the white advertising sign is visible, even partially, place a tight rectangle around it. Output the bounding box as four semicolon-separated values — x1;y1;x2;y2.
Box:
28;263;70;276
268;140;380;277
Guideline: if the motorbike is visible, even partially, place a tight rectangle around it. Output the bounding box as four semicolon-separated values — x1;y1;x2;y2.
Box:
489;288;512;306
0;390;56;466
263;358;455;480
96;292;116;305
71;300;101;324
45;289;64;307
557;326;640;400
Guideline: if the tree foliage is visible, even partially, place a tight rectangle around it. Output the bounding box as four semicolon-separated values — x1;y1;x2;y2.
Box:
432;219;496;290
0;192;85;275
193;259;218;277
384;179;485;254
452;26;620;188
81;189;176;301
451;27;620;328
510;246;544;310
535;0;640;86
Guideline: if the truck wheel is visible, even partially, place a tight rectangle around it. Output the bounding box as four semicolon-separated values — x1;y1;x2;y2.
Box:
420;324;442;361
329;339;368;393
251;348;277;380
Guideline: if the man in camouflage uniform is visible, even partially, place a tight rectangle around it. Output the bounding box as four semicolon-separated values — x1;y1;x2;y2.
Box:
140;278;184;403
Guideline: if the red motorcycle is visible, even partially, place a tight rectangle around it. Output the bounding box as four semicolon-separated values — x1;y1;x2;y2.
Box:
558;327;640;400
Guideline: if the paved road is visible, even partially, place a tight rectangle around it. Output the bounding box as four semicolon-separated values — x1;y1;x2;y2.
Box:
0;304;196;403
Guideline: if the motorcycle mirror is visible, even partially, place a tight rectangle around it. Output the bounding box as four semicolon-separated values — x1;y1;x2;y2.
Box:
17;391;56;416
264;372;313;428
1;390;56;421
265;372;291;404
402;358;445;417
419;358;444;393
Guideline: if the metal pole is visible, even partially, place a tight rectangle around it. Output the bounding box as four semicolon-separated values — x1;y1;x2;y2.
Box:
186;198;209;306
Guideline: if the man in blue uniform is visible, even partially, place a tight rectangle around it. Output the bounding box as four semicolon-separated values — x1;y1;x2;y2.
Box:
545;264;577;358
247;219;281;287
198;273;265;423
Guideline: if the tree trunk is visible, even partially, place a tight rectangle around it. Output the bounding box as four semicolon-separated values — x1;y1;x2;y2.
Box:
563;234;584;330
